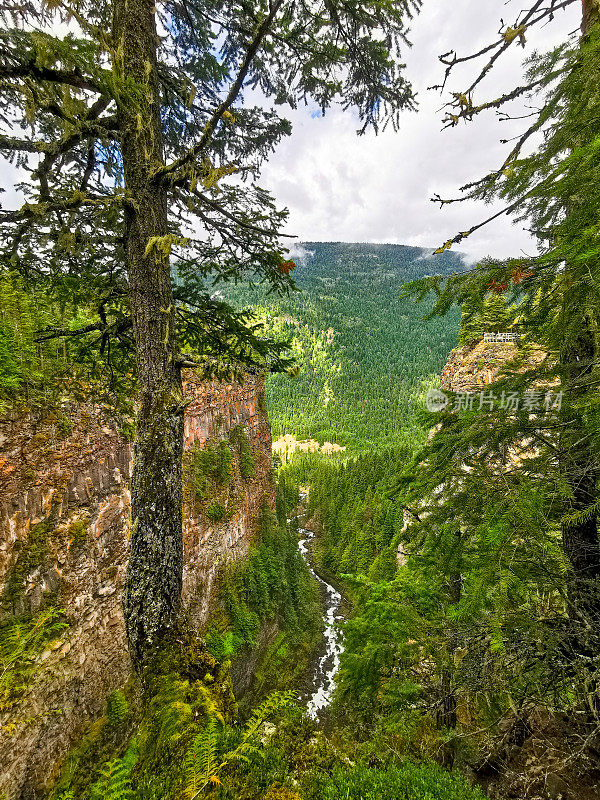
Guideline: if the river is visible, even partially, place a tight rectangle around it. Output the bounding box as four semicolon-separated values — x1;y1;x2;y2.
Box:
296;523;345;719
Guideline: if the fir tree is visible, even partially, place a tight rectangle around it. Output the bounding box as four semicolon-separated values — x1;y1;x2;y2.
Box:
0;0;420;666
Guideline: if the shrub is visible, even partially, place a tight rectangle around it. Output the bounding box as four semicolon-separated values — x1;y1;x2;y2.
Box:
186;440;233;500
206;502;227;522
230;424;256;479
307;763;488;800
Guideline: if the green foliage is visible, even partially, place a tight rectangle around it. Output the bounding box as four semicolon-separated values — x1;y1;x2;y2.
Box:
89;741;137;800
0;270;134;410
107;690;130;727
0;271;44;403
206;502;227;522
181;692;296;800
0;607;67;712
182;719;221;799
224;242;462;452
68;516;89;547
3;517;53;606
186;440;233;501
458;290;520;345
382;23;600;774
205;506;320;661
229;424;256;479
306;762;487;800
0;0;422;382
297;447;409;584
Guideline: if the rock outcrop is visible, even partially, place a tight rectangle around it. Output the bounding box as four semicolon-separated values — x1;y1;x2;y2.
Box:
440;339;546;394
0;372;273;799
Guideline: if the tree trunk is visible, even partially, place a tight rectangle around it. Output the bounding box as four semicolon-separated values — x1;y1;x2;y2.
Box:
582;0;600;34
559;1;600;625
113;0;184;668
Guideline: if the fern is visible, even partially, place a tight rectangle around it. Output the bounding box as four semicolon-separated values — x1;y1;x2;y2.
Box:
181;691;296;800
107;690;129;726
0;607;67;711
181;720;220;800
89;741;137;800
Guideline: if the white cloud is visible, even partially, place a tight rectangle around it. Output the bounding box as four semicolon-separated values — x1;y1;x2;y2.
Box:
0;1;580;265
258;0;581;261
288;243;314;266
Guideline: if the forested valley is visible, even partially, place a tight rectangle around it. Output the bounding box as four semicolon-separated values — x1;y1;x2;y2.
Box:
225;242;462;451
1;1;600;800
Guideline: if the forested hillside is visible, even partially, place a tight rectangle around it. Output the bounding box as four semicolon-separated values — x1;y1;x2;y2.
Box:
2;1;599;800
226;242;463;450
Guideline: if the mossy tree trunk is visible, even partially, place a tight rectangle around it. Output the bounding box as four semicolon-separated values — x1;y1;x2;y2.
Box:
560;0;600;622
556;0;600;715
113;0;184;668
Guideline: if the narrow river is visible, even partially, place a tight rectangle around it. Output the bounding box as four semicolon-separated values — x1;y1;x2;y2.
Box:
296;525;345;719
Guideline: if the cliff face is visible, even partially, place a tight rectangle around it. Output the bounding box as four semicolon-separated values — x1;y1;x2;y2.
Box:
0;373;273;799
440;339;545;393
441;339;518;392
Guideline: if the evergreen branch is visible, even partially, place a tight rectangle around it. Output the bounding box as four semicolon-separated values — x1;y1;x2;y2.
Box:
34;323;103;342
187;188;295;239
154;0;286;185
34;318;132;344
442;74;561;129
0;192;123;225
433;196;525;253
0;59;106;94
432;0;576;96
0;134;42;152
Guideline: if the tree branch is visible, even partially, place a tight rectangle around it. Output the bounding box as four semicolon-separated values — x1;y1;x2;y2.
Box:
153;0;285;185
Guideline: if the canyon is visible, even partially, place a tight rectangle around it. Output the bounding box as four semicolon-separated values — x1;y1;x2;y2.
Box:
0;373;273;799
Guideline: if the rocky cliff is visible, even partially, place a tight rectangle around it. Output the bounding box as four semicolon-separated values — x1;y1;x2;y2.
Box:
440;338;545;393
0;372;273;799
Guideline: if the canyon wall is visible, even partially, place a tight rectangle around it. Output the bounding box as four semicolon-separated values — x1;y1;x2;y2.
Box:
440;339;545;394
0;372;273;799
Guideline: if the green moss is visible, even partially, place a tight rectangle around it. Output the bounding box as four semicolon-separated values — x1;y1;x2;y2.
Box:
4;517;53;605
68;516;88;547
304;762;488;800
206;501;227;521
56;414;74;438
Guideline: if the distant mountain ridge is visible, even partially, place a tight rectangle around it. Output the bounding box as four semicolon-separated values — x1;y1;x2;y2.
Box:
227;241;464;451
293;240;465;277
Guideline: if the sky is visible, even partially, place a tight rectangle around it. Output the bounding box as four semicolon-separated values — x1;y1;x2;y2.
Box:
257;0;582;262
0;1;580;264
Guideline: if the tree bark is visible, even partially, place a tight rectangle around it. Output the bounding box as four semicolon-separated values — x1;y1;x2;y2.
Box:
554;2;600;716
113;0;184;668
582;0;600;33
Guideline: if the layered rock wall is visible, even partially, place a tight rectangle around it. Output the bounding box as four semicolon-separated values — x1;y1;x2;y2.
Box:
0;373;273;799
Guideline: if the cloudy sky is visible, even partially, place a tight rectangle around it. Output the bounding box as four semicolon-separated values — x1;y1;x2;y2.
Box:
258;0;581;262
0;2;580;264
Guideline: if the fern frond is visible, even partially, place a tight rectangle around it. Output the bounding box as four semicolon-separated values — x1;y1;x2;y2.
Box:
181;719;220;800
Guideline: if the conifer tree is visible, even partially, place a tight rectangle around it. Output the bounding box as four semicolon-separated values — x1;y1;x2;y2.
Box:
399;0;600;737
0;0;421;666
